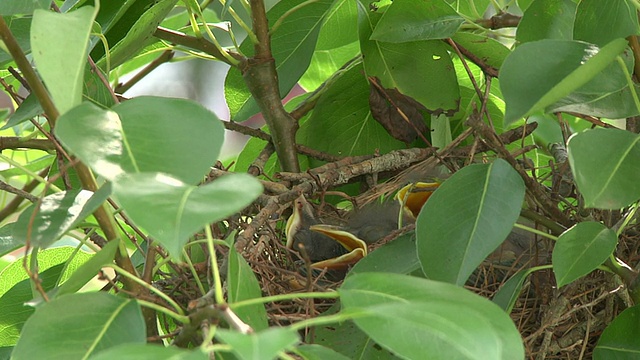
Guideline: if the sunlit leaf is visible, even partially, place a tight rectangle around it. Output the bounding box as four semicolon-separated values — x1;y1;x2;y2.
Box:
112;172;262;260
12;188;109;248
56;97;224;185
31;6;97;114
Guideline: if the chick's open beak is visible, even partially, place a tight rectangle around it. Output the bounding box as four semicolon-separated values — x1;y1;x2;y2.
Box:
395;181;440;218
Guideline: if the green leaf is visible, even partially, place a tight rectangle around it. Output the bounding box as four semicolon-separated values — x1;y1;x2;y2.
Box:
55;97;224;184
296;344;351;360
224;0;334;120
112;172;262;259
446;0;490;18
574;0;639;47
90;343;208;360
357;2;459;113
0;246;92;298
417;159;525;285
0;155;53;178
594;305;640;359
553;222;617;287
0;17;32;66
12;188;109;248
95;0;179;70
0;224;20;258
300;63;406;157
340;273;524;360
227;247;269;331
0;0;49;16
0;264;64;346
515;0;576;43
312;306;400;359
31;6;97;114
451;32;510;69
567;128;640;209
349;233;420;276
83;65;116;108
501;38;628;125
51;240;120;298
371;0;463;42
492;269;533;313
549;83;640;119
216;328;299;360
2;93;43;130
11;292;145;360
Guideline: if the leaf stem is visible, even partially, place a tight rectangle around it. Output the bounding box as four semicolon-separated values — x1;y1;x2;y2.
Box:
231;290;339;309
108;264;185;315
206;226;226;305
137;299;190;323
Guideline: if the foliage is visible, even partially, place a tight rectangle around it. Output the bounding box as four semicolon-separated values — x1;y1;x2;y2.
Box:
0;0;639;359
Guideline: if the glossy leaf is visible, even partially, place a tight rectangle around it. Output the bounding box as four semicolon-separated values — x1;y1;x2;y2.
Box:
492;269;533;313
446;0;490;18
298;0;359;90
358;2;459;113
0;224;20;258
300;63;406;157
371;0;463;42
0;17;31;66
594;305;640;359
227;247;269;331
549;82;640;119
112;172;262;259
501;38;628;125
417;159;525;285
55;97;224;184
340;273;524;360
451;32;510;69
313;309;400;359
95;0;179;70
31;6;97;114
567;128;640;209
224;0;334;120
216;328;299;360
90;343;208;360
516;0;576;43
553;222;617;287
2;94;43;130
349;233;419;276
0;264;65;346
0;246;92;298
0;0;49;15
296;344;351;360
51;240;120;299
11;292;145;360
12;188;109;248
574;0;639;47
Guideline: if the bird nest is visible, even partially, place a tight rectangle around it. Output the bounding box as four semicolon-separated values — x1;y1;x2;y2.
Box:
190;121;638;359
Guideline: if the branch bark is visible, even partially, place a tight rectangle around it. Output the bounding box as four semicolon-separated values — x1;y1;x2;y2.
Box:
239;0;300;173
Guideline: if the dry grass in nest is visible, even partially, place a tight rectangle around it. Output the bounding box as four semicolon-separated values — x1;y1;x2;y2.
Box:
231;213;640;360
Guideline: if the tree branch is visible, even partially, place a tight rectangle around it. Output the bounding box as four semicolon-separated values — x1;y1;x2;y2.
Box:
239;0;300;173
